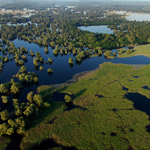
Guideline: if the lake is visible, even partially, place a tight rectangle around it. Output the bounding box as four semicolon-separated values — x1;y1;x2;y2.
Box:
78;25;114;34
115;11;150;21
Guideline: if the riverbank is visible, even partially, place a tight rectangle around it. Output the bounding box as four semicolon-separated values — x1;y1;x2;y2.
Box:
118;44;150;58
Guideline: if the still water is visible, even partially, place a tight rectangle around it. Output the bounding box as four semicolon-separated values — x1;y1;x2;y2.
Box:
78;25;114;34
0;39;150;106
115;11;150;21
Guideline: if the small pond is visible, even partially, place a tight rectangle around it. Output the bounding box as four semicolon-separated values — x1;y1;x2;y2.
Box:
78;25;114;34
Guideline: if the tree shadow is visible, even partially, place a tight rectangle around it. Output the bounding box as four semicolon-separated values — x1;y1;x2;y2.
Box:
4;134;23;150
125;93;150;132
72;89;87;100
30;138;78;150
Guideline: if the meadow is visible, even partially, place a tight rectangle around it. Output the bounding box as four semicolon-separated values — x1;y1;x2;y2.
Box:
8;62;150;150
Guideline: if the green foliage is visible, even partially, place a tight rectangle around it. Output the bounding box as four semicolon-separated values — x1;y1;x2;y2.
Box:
0;84;9;94
0;110;9;121
104;50;112;56
33;94;44;107
48;58;53;63
68;57;73;64
47;68;53;74
8;119;17;128
1;96;9;103
19;65;27;73
43;102;51;107
39;66;43;71
0;123;8;136
17;127;25;135
113;51;117;56
27;91;34;103
64;95;72;103
6;128;14;135
34;76;39;83
10;84;20;94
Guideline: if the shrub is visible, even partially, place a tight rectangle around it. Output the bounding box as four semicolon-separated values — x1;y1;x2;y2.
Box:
44;102;51;107
27;91;34;102
1;96;9;103
34;76;39;83
104;50;112;57
47;68;53;74
48;58;53;63
64;95;72;103
6;127;14;135
68;57;73;64
0;110;9;121
113;52;117;56
10;85;20;94
0;84;9;93
8;119;17;128
0;123;8;136
39;66;43;71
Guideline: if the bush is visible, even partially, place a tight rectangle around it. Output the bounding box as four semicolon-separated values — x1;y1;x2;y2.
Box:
8;119;17;128
33;94;43;107
1;96;9;103
34;76;39;83
0;110;9;121
48;58;53;63
16;127;25;135
64;95;72;103
0;123;8;136
6;127;14;135
10;85;20;94
27;91;34;102
68;57;73;64
39;66;43;71
44;102;51;107
0;84;9;93
47;68;53;74
113;52;117;56
104;50;112;57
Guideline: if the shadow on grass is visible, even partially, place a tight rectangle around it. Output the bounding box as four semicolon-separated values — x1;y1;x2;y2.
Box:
30;138;78;150
72;89;87;100
4;134;23;150
125;93;150;132
64;101;87;111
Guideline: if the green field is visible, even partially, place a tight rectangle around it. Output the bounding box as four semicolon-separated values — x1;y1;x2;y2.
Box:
118;44;150;58
10;62;150;150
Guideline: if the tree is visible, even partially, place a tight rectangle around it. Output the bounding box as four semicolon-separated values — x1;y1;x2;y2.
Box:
39;66;43;71
0;123;8;136
10;85;20;94
34;76;39;83
33;94;43;107
0;110;9;121
27;91;34;103
68;57;73;64
47;68;53;74
6;127;14;135
0;84;9;94
64;95;72;103
8;119;17;128
1;96;9;103
113;51;117;56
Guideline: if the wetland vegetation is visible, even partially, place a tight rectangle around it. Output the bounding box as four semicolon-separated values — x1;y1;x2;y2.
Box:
1;0;150;149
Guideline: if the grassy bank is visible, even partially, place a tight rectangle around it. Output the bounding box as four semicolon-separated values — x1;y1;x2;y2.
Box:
118;44;150;58
7;62;149;150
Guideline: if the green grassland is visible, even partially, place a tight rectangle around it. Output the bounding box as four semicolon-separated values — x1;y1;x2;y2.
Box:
9;62;150;150
118;44;150;58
